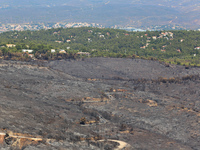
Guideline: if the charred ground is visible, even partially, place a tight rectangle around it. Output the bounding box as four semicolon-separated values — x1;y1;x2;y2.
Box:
0;58;200;150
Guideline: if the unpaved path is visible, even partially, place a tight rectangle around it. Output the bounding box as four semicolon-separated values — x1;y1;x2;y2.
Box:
98;139;130;150
109;139;130;150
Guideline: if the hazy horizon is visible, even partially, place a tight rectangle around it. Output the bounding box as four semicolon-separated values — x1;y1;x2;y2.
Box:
0;0;200;29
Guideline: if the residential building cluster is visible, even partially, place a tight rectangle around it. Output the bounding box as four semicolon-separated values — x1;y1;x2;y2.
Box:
0;22;103;33
140;31;174;49
3;45;91;59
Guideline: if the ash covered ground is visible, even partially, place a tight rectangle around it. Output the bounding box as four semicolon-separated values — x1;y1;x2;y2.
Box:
0;58;200;150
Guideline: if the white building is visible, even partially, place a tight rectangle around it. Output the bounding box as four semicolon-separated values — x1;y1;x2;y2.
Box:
51;49;56;53
22;49;33;53
59;50;66;53
77;52;90;56
6;44;16;48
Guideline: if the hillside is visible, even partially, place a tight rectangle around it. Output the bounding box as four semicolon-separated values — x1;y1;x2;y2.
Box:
1;27;200;66
0;58;200;149
0;0;200;29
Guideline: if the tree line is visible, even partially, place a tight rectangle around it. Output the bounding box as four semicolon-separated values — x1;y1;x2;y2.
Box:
0;27;200;65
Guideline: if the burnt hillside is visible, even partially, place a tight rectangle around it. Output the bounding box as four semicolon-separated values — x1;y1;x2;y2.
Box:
0;58;199;149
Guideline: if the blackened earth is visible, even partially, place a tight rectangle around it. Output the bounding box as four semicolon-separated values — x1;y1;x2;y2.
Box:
0;58;200;150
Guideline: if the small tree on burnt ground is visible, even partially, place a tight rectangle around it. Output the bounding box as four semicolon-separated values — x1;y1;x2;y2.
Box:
119;123;127;131
80;117;87;125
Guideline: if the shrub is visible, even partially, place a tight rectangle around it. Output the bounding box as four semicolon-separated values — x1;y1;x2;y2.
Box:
119;124;127;131
80;117;86;125
185;65;189;69
164;63;170;67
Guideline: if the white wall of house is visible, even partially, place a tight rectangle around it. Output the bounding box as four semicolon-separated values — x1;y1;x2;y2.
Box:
22;49;33;53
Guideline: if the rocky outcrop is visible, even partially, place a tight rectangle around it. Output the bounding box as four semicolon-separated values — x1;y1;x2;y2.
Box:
0;132;6;144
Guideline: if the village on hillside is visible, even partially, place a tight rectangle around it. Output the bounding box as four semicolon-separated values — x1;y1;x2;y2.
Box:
0;22;103;33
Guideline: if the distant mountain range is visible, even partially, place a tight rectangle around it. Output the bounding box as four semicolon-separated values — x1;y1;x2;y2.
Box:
0;0;200;29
